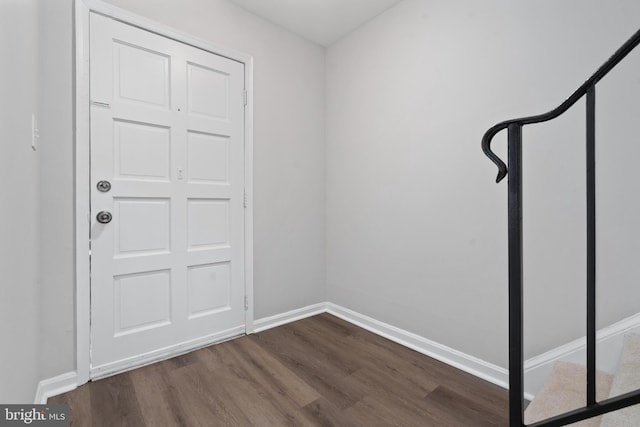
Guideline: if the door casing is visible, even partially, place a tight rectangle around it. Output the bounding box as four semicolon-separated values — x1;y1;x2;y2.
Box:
74;0;255;386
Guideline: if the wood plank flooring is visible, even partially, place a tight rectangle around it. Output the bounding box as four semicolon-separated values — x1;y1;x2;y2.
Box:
50;313;508;426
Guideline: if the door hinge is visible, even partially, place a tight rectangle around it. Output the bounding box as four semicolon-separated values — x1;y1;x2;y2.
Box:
244;295;249;311
243;90;248;106
243;190;248;208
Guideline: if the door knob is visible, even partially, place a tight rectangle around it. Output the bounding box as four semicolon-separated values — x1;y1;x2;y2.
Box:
96;211;112;224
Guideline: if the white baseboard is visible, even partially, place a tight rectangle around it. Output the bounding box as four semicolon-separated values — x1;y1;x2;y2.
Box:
252;302;327;333
34;371;78;404
524;312;640;397
252;302;511;395
325;303;510;392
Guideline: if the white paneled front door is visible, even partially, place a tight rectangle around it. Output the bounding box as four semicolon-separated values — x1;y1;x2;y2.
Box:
89;12;246;377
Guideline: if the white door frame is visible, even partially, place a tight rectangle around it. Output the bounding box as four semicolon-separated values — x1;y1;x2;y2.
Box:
75;0;254;385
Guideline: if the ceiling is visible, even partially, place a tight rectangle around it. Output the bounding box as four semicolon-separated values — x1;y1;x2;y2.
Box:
228;0;405;46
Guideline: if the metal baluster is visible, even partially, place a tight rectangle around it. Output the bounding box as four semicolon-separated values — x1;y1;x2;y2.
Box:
508;123;525;426
586;85;597;407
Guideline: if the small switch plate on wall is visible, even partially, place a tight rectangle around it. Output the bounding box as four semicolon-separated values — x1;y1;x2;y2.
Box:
31;113;39;151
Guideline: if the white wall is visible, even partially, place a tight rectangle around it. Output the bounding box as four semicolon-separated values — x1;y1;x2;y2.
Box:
0;0;42;403
102;0;327;320
37;0;75;380
326;0;640;368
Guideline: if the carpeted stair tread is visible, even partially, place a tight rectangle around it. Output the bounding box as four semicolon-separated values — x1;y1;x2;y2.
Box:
600;334;640;427
524;361;613;426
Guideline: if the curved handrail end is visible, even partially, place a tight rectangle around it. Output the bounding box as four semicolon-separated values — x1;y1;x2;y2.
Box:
482;125;509;184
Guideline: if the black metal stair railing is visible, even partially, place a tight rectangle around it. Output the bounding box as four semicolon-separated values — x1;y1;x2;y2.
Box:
482;28;640;427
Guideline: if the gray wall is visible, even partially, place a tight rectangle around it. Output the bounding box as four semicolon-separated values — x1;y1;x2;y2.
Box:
37;0;75;384
0;0;76;397
0;0;42;403
326;0;640;367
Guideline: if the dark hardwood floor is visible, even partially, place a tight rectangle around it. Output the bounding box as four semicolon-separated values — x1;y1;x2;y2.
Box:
50;313;509;426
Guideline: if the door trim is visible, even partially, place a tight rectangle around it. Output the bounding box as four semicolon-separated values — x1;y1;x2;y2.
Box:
75;0;255;385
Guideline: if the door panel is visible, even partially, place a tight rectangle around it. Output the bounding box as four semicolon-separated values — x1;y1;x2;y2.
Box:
187;62;230;119
187;132;230;183
113;41;170;109
187;262;231;318
89;12;245;377
114;120;171;181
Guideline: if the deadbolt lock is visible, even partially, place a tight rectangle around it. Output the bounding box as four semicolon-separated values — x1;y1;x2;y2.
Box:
97;180;112;192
